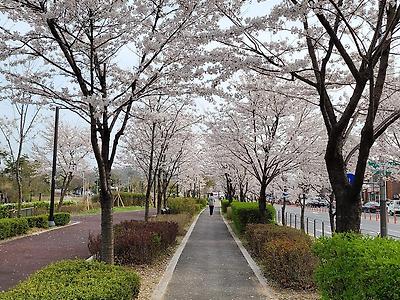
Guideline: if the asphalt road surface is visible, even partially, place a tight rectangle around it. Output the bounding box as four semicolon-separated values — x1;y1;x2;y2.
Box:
275;204;400;239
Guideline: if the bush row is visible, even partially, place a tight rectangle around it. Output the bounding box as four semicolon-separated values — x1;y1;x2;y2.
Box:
0;213;71;240
231;202;275;233
246;224;317;289
167;197;205;216
53;212;71;226
88;220;178;265
91;193;145;206
0;260;140;300
25;215;48;229
221;199;230;213
314;233;400;300
0;201;77;218
0;218;29;240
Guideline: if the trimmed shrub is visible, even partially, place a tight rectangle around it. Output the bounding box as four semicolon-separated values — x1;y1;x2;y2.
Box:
53;212;71;226
227;207;232;219
221;199;230;213
92;193;145;206
25;215;48;229
0;205;13;218
262;237;317;289
246;224;312;257
0;218;29;240
168;197;198;215
231;202;275;233
313;233;400;300
195;198;207;210
88;220;178;265
153;213;192;235
0;259;140;300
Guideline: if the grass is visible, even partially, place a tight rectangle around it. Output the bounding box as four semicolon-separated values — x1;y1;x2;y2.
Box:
73;206;144;216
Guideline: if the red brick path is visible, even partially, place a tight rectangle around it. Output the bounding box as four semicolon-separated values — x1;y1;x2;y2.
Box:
0;210;151;291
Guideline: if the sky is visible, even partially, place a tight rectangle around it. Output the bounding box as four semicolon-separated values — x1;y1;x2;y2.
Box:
0;1;279;160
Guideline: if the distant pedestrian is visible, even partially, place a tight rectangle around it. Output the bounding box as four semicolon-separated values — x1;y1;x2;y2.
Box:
208;193;215;215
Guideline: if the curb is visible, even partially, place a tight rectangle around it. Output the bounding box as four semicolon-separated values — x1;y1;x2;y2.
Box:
151;208;205;300
0;221;81;245
221;215;277;300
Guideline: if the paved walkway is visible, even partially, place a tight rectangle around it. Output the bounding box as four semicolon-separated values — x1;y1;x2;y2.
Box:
0;210;151;291
163;207;266;300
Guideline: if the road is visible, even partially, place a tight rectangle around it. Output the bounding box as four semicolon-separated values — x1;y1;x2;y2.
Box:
274;204;400;239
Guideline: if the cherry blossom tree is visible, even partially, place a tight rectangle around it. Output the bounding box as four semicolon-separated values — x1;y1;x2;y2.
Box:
0;0;218;263
213;0;400;232
121;95;199;218
208;75;318;217
0;96;40;217
33;121;91;211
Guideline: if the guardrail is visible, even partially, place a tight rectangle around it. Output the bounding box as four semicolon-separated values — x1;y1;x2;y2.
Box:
276;210;330;238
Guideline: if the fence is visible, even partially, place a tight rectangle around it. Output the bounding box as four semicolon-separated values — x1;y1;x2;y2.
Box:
9;207;34;218
276;210;331;238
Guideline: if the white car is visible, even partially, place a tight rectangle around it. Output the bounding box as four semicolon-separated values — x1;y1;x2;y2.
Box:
388;200;400;216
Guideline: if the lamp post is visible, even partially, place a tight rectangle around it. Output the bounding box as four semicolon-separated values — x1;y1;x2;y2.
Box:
48;107;59;227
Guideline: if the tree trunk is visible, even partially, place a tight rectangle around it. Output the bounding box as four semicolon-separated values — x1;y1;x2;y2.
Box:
57;173;73;211
145;123;156;221
300;194;305;232
325;137;361;233
335;189;361;233
258;183;267;219
281;200;287;226
162;176;168;208
225;173;233;203
100;186;114;264
239;183;245;202
15;161;23;218
328;192;336;233
157;168;162;215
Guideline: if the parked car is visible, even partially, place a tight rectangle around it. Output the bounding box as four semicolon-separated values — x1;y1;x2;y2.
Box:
318;198;331;207
306;198;323;207
362;201;380;213
388;200;400;216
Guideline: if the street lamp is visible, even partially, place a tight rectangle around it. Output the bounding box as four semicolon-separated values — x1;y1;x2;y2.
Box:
48;107;59;227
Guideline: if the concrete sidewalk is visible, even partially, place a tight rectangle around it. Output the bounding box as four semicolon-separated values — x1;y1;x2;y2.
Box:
162;207;267;300
0;209;152;291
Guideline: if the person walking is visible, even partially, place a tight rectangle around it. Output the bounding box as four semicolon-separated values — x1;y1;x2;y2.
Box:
208;193;215;215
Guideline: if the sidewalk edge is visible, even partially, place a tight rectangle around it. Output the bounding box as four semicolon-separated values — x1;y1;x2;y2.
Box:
222;215;277;300
151;208;205;300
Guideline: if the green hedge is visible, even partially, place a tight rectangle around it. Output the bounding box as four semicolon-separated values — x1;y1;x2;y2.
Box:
0;218;29;240
54;213;71;226
231;202;275;233
92;193;145;206
195;198;207;209
313;233;400;300
0;206;12;218
25;215;48;229
221;200;230;213
0;260;140;300
168;197;200;215
0;201;77;217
